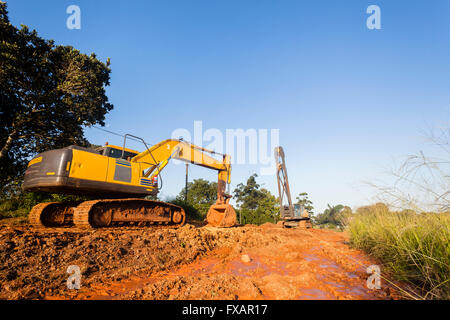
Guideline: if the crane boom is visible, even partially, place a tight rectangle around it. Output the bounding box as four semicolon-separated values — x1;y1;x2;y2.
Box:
274;146;311;228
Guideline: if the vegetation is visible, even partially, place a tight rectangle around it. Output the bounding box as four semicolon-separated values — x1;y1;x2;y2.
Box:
295;192;314;215
350;126;450;299
0;192;93;220
170;175;280;225
348;203;450;299
313;204;352;229
233;174;279;225
171;178;219;221
0;2;113;195
369;125;449;213
167;198;204;222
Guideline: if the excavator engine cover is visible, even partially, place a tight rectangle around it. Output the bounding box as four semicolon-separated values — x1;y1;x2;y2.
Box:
206;204;237;227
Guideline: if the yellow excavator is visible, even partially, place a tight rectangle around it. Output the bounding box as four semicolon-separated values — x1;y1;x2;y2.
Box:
22;134;237;228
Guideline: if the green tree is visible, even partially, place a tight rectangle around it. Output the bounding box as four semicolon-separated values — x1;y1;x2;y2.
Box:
295;192;314;215
0;2;113;194
339;205;353;226
233;174;265;210
252;188;279;224
314;204;346;227
175;178;218;218
233;174;279;225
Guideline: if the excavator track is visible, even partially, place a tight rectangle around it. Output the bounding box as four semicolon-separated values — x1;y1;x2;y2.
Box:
29;202;54;227
29;202;79;227
72;198;186;229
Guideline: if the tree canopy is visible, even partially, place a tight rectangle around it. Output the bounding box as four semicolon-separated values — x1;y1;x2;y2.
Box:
314;204;350;228
0;2;113;194
234;174;266;210
175;178;218;218
233;174;279;225
295;192;314;215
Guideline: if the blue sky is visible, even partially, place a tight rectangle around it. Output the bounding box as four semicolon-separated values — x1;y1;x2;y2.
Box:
7;0;450;213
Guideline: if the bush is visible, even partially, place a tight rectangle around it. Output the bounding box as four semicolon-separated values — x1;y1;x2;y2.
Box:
0;192;92;219
348;204;450;299
237;206;277;226
0;198;29;218
167;199;204;222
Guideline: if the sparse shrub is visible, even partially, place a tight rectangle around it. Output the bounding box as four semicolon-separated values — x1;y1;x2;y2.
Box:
313;204;351;230
167;198;204;222
0;192;92;219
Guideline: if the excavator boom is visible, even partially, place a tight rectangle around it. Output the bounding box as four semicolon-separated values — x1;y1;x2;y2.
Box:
131;138;236;227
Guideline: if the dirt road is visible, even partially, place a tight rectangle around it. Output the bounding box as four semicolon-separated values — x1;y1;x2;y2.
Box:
0;221;400;300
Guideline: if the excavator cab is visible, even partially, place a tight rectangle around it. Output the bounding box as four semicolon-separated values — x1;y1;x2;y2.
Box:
293;204;304;218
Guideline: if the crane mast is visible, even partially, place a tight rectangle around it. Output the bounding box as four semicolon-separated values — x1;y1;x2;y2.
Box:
274;146;312;228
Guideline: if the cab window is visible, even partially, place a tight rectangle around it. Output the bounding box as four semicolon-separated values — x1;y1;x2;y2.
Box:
107;147;137;160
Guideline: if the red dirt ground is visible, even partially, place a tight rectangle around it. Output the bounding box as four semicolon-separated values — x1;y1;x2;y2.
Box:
0;221;402;300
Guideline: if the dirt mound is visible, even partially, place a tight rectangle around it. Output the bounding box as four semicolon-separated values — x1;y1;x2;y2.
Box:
0;224;224;299
260;222;278;228
126;274;241;300
0;222;405;300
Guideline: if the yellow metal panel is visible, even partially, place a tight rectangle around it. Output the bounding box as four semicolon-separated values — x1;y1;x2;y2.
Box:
106;160;116;184
28;157;42;167
69;149;109;182
132;163;141;185
106;159;141;186
133;139;227;171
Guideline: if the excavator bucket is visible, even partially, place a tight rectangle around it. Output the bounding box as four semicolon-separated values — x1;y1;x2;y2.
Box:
206;203;237;227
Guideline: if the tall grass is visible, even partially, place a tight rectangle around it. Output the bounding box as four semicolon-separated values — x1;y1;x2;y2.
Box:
347;204;450;299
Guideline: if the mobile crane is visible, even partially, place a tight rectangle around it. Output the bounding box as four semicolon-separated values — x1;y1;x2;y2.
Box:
22;135;237;228
274;146;311;228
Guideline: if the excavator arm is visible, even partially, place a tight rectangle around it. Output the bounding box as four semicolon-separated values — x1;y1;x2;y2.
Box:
132;139;236;227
